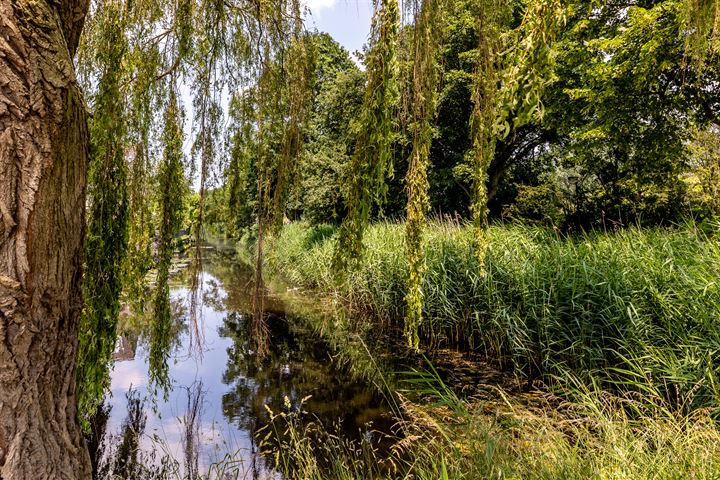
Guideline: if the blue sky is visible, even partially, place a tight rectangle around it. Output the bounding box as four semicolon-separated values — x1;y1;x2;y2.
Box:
304;0;373;56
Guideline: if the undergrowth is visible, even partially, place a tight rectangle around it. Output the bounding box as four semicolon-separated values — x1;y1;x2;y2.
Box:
234;219;720;479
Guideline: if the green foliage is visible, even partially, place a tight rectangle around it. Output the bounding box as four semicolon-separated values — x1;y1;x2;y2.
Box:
685;125;720;218
73;0;720;437
213;0;719;354
429;0;493;217
272;19;312;232
297;34;365;225
222;34;364;231
149;90;187;396
225;91;259;236
504;181;568;226
123;143;154;315
467;0;504;267
493;0;567;136
333;0;400;271
299;145;351;225
77;0;130;423
497;0;720;229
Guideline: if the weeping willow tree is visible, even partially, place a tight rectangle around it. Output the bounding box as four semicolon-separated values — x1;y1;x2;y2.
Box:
73;0;720;423
273;10;311;229
330;0;566;348
333;0;400;273
75;0;312;417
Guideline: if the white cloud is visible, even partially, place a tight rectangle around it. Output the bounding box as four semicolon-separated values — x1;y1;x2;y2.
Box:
303;0;338;15
110;361;148;392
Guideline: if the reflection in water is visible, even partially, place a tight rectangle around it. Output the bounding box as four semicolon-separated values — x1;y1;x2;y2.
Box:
94;244;393;478
219;311;393;441
87;402;110;478
94;389;176;479
113;390;147;478
182;382;203;480
187;245;207;359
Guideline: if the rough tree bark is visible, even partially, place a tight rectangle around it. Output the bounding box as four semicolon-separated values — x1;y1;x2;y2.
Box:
0;0;91;478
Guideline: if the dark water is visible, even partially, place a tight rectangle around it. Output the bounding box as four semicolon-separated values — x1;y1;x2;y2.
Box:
92;244;394;479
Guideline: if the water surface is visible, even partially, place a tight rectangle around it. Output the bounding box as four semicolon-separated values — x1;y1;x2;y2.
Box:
94;245;393;478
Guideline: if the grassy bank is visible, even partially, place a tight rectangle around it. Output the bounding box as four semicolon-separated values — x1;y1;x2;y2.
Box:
259;292;720;480
260;388;720;479
259;220;720;412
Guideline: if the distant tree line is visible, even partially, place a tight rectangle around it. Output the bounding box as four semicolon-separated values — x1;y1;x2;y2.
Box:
207;0;719;235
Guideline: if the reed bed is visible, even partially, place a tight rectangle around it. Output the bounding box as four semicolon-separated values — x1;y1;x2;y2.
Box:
261;220;720;412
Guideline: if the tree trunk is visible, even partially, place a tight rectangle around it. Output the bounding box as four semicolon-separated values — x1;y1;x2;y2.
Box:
0;0;91;478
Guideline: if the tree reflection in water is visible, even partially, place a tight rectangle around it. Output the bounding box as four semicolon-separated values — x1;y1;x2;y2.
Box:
91;389;176;479
94;244;394;478
200;246;395;462
217;305;394;454
181;381;203;480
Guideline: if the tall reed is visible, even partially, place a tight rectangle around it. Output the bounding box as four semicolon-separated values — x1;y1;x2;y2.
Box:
262;220;720;411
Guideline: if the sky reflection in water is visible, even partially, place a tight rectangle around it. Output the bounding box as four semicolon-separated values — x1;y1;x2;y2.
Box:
100;250;391;478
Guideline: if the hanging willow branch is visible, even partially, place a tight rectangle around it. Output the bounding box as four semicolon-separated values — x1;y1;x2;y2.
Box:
685;0;720;67
249;0;311;361
271;3;311;232
149;88;187;397
333;0;400;273
187;0;232;355
251;60;276;362
123;23;160;317
468;0;505;269
404;0;442;350
77;0;130;422
469;0;567;266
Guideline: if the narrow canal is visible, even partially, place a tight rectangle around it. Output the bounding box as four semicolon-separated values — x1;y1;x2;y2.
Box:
91;244;395;479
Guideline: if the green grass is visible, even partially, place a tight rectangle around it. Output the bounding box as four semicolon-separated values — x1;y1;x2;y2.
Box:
260;220;720;412
226;220;720;479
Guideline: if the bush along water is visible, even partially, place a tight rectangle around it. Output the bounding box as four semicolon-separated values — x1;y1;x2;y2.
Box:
257;220;720;413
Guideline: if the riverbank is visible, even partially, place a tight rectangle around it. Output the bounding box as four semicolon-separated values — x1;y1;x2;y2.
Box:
260;220;720;410
242;220;720;479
